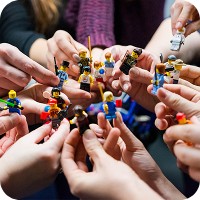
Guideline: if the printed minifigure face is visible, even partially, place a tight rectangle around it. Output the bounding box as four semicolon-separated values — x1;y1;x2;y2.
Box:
8;90;16;99
83;70;90;75
60;66;68;72
79;50;87;59
168;60;174;65
132;52;138;59
53;91;59;98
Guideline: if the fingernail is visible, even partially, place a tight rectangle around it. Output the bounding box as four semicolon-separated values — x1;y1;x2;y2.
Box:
123;83;129;91
84;129;95;139
176;22;182;29
73;54;80;62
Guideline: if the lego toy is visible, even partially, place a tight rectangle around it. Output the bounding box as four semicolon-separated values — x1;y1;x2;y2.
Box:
104;52;115;78
172;59;186;84
170;27;185;51
164;55;176;83
0;90;23;115
55;59;69;90
102;91;122;120
119;48;142;75
93;61;105;83
78;49;92;75
70;105;90;135
151;63;165;95
78;66;94;92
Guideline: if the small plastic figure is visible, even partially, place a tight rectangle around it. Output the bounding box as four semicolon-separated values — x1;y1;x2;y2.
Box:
164;55;176;83
103;91;122;120
56;60;69;90
172;59;186;84
70;105;90;135
151;63;165;95
104;52;115;78
119;48;142;75
170;27;185;51
78;49;92;75
78;66;94;92
2;90;23;115
93;61;105;83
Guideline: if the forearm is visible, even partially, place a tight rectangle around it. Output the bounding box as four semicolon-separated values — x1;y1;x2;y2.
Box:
29;38;48;68
145;18;200;64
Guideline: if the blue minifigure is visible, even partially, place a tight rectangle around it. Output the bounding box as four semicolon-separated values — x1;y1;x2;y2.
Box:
57;60;69;90
103;91;121;120
4;90;23;115
151;63;165;95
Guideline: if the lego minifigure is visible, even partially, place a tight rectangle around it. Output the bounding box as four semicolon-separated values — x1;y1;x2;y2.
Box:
70;105;90;135
56;60;69;90
78;66;94;92
119;48;142;75
172;59;186;84
164;55;176;83
78;49;92;75
170;27;185;51
151;63;165;95
3;90;23;115
104;52;115;78
103;91;122;120
93;61;105;83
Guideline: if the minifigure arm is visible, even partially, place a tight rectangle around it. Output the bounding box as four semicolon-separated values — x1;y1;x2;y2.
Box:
78;75;82;83
103;104;108;114
83;111;88;118
70;117;77;125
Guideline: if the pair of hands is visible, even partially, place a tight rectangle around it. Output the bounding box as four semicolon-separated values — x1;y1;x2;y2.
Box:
152;83;200;182
61;112;184;200
171;0;200;36
0;118;70;199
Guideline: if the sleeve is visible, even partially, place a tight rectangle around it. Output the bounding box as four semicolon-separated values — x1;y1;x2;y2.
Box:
0;0;45;56
76;0;116;48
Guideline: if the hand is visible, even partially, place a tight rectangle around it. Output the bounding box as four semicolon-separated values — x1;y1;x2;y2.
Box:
61;127;163;200
47;30;87;76
108;45;160;111
171;0;200;36
0;43;59;97
164;116;200;182
150;84;200;130
0;114;28;157
0;119;70;199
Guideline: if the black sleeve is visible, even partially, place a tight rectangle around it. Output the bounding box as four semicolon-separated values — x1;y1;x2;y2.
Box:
0;0;45;56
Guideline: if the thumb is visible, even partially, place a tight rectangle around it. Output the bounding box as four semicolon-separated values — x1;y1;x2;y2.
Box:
82;129;106;164
157;88;198;117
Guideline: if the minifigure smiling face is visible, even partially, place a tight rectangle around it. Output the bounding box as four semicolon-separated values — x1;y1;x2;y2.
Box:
79;49;87;59
8;90;16;99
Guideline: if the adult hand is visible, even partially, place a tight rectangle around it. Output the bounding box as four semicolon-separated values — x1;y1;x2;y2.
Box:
171;0;200;36
0;43;59;97
61;127;163;200
0;114;28;157
47;30;87;76
0;119;70;199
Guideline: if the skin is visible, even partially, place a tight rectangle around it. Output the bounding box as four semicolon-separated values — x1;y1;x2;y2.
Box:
0;119;70;199
0;43;59;97
61;127;164;200
171;0;200;36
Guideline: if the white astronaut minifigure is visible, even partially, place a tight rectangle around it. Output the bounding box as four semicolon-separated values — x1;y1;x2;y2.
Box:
170;27;185;51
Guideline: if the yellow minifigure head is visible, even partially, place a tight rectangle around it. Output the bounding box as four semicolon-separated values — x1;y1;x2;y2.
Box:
83;66;91;75
177;27;186;34
174;59;186;70
60;60;69;71
51;87;60;98
8;90;16;99
103;91;113;102
105;52;112;61
167;55;176;65
131;48;142;59
79;49;87;59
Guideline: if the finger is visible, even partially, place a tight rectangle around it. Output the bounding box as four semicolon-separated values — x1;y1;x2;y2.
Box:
185;20;200;36
45;119;70;151
0;113;21;134
25;123;52;143
171;2;183;32
119;74;131;92
189;167;200;182
97;112;112;136
156;87;200;118
155;102;175;119
15;115;29;140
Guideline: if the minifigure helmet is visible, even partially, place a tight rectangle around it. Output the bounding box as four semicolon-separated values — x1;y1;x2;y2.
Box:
167;55;176;61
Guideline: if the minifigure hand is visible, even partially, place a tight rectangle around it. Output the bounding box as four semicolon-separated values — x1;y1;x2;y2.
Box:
0;114;28;157
61;127;163;200
149;85;200;130
47;30;87;76
171;0;200;36
0;119;70;199
0;43;59;97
